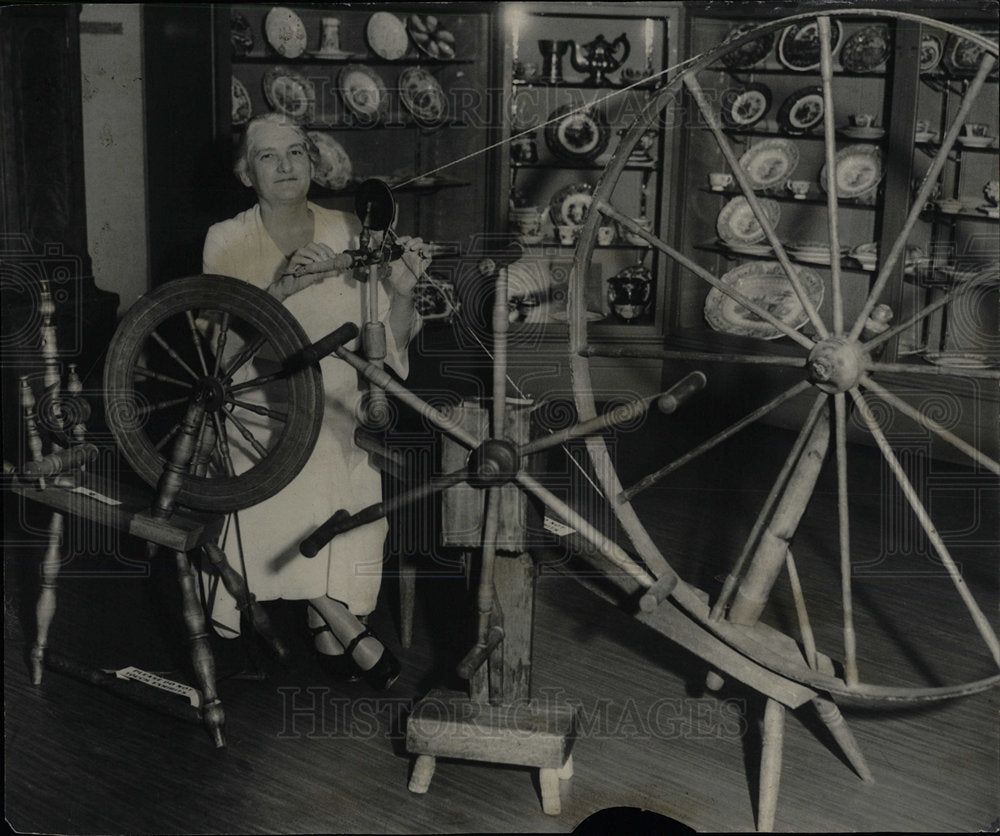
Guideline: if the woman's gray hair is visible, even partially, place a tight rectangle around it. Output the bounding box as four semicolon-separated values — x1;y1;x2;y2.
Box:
233;113;320;181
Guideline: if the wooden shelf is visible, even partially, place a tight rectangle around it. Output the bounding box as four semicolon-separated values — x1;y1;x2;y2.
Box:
694;240;875;274
699;187;879;209
233;54;476;66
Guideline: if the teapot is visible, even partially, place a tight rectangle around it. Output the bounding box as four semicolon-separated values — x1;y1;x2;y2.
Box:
607;263;652;322
569;33;630;87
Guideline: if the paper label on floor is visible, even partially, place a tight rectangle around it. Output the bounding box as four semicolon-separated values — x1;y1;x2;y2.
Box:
114;666;202;707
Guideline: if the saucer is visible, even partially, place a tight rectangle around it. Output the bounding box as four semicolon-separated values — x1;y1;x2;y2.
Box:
936;203;963;214
914;131;939;143
978;204;1000;218
841;126;885;140
314;49;354;59
958;135;994;148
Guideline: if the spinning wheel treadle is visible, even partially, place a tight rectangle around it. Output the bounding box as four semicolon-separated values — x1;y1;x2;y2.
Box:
104;275;324;513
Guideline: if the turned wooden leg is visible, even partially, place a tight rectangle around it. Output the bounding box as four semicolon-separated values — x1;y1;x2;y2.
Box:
539;767;561;815
174;549;225;747
408;754;435;793
811;695;873;783
557;754;574;780
758;698;785;832
30;511;64;684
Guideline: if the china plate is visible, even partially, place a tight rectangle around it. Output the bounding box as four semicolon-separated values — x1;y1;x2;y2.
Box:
777;19;843;72
550;309;604;323
262;67;315;123
407;14;457;60
839;25;890;73
232;76;252;126
231;11;254;57
716;196;780;245
923;352;999;369
777;86;824;135
739;139;799;189
720;83;772;130
943;29;998;77
264;7;308;60
820;145;883;199
549;182;594;226
920;33;943;72
704;261;824;340
308;132;352;190
719;23;775;70
958;135;994;148
366;11;409;60
338;64;388;122
725;241;773;256
544;105;611;163
398;67;447;124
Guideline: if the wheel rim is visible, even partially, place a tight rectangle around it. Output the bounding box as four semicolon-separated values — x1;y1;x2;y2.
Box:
103;275;324;513
568;10;999;703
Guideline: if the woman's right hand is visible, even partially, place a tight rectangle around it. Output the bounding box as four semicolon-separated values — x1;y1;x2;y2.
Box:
269;242;340;301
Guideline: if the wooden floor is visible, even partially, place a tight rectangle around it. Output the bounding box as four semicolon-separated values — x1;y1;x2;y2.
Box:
4;416;998;834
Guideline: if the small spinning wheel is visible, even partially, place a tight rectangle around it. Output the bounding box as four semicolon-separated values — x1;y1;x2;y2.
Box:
104;275;323;512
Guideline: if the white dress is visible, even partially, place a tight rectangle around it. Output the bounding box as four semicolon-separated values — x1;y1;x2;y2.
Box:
201;203;417;635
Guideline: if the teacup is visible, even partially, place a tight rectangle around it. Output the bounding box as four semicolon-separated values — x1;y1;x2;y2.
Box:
964;123;989;139
557;225;578;245
851;113;876;128
622;216;653;246
597;225;616;246
983;180;999;206
708;172;733;191
786;180;811;199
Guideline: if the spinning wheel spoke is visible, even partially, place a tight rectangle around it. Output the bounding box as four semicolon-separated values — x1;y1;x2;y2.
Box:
620;379;813;502
849;52;997;341
515;472;656;588
223;334;268;382
849;388;1000;669
135;395;193;419
220;408;268;460
133;365;195;389
681;71;828;339
226;398;289;423
859;375;1000;473
817;16;845;335
184;310;211;376
149;329;201;382
711;392;828;620
834;391;858;686
866;361;1000;380
212;311;230;377
153;421;182;452
211;411;237;478
598;199;816;349
582;344;807;368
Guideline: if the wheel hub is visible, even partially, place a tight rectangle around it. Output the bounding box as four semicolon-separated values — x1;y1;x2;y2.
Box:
196;376;227;411
807;338;864;393
468;438;520;487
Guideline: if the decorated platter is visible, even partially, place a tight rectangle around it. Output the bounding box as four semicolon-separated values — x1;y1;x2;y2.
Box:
232;76;252;126
307;132;352;191
704;261;824;340
739;139;799;189
820;145;883;199
716;196;780;246
720;83;772;130
777;19;842;72
367;11;409;60
230;11;254;57
777;86;825;135
407;14;457;60
264;7;308;60
920;33;943;72
725;241;773;256
785;241;840;266
262;67;315;123
544;105;611;164
338;64;388;122
942;29;997;77
398;67;447;124
719;23;775;70
839;25;890;73
549;182;594;227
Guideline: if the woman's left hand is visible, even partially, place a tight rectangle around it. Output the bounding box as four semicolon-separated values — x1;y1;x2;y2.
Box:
389;236;432;298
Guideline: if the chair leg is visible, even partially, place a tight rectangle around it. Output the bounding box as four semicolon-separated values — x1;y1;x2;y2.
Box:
539;767;561;815
811;695;873;783
30;511;64;685
757;698;785;832
398;554;416;649
174;549;226;748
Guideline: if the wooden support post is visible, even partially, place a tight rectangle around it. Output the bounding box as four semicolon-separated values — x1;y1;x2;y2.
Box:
30;511;64;684
758;698;785;832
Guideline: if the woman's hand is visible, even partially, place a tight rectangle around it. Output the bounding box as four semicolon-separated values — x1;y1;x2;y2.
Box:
269;242;340;301
388;236;432;299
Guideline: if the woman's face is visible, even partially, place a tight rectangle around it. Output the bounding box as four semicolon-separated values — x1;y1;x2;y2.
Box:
241;122;312;205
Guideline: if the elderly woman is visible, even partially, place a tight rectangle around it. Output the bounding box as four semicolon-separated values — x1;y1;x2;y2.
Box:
202;113;428;689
